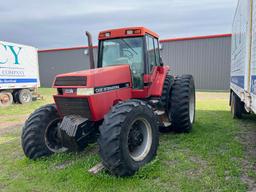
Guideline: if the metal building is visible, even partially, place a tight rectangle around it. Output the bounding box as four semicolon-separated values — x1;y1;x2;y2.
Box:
38;34;231;90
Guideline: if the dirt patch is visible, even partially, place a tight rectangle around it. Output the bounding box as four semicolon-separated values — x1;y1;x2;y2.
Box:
237;115;256;191
0;114;28;136
0;124;23;136
196;92;229;100
0;114;27;126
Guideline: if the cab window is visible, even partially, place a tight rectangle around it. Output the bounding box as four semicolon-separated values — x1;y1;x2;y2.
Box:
154;38;160;66
146;35;157;72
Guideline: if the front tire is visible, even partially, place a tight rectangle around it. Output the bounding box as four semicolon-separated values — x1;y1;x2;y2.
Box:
98;100;159;177
21;104;66;159
170;75;195;133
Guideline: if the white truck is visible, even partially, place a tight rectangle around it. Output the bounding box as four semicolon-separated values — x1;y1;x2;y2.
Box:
0;41;40;106
230;0;256;118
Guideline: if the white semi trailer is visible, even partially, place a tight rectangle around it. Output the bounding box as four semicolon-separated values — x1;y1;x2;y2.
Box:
0;41;40;107
230;0;256;117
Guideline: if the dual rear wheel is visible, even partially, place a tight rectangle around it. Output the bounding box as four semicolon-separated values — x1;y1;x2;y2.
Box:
14;89;33;104
0;89;32;107
160;74;195;132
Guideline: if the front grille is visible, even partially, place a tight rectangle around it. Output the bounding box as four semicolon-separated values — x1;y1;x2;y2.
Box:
54;76;87;86
55;97;92;119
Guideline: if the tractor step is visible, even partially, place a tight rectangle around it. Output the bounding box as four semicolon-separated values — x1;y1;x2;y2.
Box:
88;162;105;174
154;110;165;116
163;121;171;127
149;99;159;104
148;99;160;108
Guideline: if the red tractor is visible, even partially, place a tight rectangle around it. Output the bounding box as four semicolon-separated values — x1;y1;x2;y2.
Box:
21;27;195;176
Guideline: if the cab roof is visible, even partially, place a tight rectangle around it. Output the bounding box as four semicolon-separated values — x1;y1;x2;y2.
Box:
98;27;159;40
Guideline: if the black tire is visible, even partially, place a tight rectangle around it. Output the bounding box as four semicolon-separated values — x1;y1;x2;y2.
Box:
98;100;159;177
231;92;243;119
159;75;173;132
0;92;13;107
13;90;20;103
21;104;65;159
170;75;195;133
17;89;32;104
160;75;173;110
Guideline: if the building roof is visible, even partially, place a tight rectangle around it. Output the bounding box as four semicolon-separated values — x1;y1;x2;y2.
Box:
38;33;231;53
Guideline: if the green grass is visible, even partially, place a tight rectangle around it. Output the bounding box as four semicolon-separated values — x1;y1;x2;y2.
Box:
0;90;255;192
0;88;55;116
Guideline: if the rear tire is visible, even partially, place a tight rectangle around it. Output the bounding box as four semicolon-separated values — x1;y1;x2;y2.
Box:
231;92;243;119
98;100;159;177
21;104;66;159
0;92;13;107
17;89;32;104
160;75;173;110
170;75;195;133
159;75;173;132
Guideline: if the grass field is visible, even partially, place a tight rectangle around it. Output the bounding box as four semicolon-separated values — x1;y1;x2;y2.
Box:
0;89;256;192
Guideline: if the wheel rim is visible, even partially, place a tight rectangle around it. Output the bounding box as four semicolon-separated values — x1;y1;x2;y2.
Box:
189;92;195;123
128;117;152;161
0;94;11;106
22;92;30;103
44;118;67;153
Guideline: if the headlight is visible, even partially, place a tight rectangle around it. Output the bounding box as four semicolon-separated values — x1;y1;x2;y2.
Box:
77;88;94;95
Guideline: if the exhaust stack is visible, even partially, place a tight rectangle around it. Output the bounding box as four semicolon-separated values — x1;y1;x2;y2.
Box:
85;31;95;69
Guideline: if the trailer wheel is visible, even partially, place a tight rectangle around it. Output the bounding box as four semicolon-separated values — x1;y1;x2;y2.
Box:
170;75;195;133
231;92;243;119
13;90;19;103
98;100;159;176
17;89;32;104
0;92;13;107
21;104;66;159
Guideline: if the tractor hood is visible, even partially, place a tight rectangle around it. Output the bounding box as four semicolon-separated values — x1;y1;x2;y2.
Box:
53;64;132;88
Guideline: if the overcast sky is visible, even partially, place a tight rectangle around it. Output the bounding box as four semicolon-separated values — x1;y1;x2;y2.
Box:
0;0;237;49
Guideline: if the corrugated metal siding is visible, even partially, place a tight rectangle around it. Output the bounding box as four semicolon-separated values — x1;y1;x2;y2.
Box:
38;48;97;87
160;36;231;90
38;36;231;90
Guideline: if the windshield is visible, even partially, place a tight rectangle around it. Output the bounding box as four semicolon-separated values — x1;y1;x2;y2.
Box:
99;37;144;75
99;37;145;89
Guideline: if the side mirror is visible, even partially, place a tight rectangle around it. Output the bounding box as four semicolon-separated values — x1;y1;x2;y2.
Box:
160;57;164;66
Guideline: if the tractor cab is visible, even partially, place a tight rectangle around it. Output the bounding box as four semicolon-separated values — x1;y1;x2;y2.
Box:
97;27;163;90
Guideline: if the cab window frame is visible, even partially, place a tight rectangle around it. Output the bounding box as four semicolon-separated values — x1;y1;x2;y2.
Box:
145;34;160;74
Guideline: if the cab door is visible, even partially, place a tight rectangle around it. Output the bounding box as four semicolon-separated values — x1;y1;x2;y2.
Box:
144;35;160;85
145;35;169;97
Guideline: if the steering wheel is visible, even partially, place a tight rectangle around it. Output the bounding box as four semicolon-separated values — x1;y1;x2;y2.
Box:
123;50;134;60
